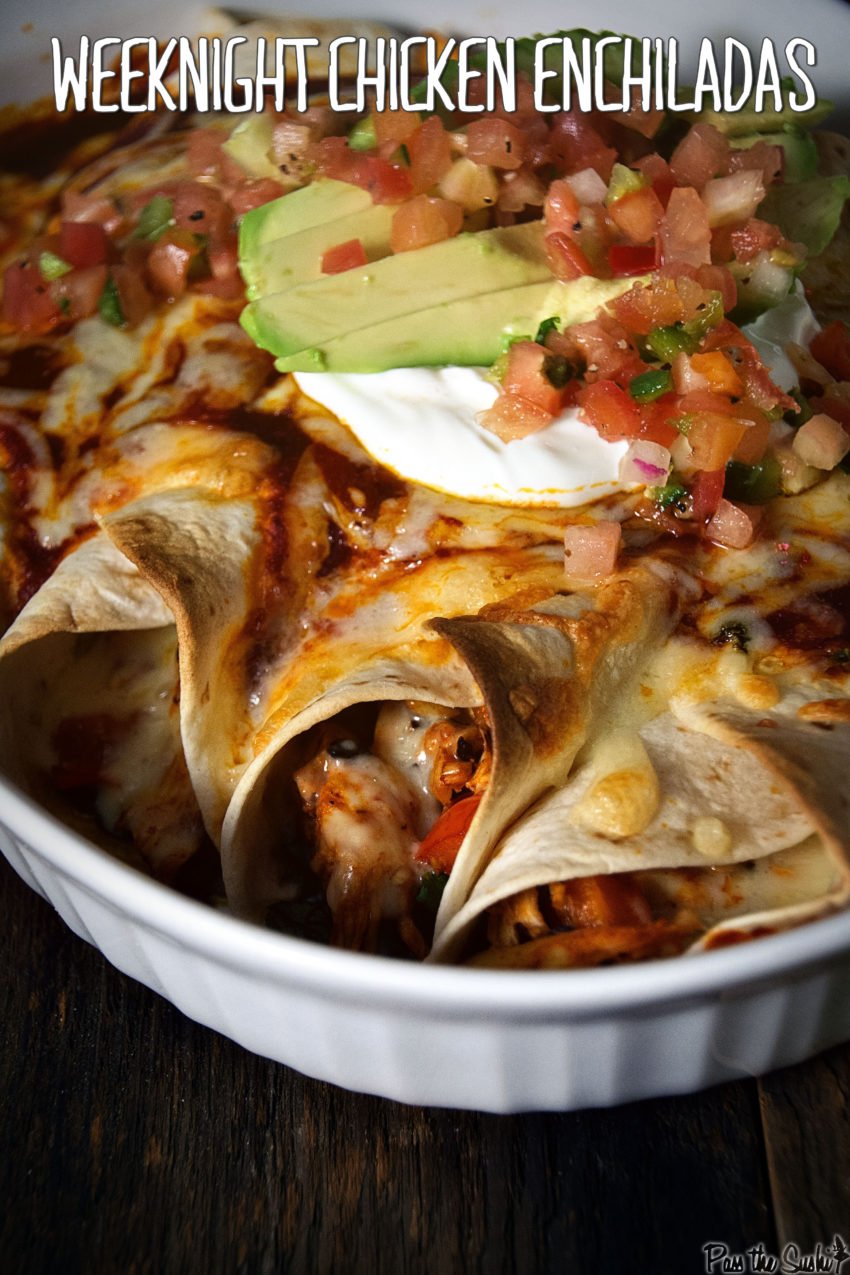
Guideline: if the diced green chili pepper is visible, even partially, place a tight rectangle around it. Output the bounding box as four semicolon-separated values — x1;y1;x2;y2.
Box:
98;275;125;327
348;117;377;151
645;325;699;361
629;367;673;403
39;250;72;281
724;455;782;504
534;315;561;344
645;294;725;362
684;291;724;339
651;481;688;510
134;195;174;242
416;872;449;912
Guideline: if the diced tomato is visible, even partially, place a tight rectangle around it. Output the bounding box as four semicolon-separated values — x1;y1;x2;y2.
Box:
466;119;526;171
695;263;737;313
669;123;729;188
690;468;726;521
579;379;642;439
61;190;124;236
321;238;368;274
374;108;420;146
110;263;153;326
730;404;770;464
478;392;554;441
810;392;850;433
635;153;676;207
408;116;452;193
173;182;230;240
637;397;680;447
727;141;784;188
565;316;643;384
686;410;748;471
187;127;225;176
729;218;783;264
53;265;109;323
608;186;664;244
146;229;199;298
676;351;744;396
497;167;546;214
2;259;61;332
545;232;593;281
703;326;795;412
659;187;711;268
810;322;850;382
502;341;568;416
549;111;617;181
390;196;463;253
195;240;243;300
608;243;657;277
610;274;703;335
58;221;109;269
415;794;482;872
563;521;622;581
228;178;287;216
313;137;414;204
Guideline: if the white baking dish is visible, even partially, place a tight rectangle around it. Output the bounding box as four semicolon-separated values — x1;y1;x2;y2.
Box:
1;0;849;1112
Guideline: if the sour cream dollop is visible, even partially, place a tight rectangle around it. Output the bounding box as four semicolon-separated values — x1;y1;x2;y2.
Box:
293;285;819;508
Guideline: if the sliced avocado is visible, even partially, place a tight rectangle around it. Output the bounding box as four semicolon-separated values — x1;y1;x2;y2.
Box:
222;115;283;183
241;222;555;363
242;205;396;298
239;180;374;256
692;89;833;138
243;275;642;373
239;179;395;299
730;129;818;183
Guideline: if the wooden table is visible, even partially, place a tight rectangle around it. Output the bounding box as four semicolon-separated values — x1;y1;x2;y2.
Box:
1;854;848;1275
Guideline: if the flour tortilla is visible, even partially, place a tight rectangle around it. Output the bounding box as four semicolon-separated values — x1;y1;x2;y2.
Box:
431;694;850;963
0;534;205;879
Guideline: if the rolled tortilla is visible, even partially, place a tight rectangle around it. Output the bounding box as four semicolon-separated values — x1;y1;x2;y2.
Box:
431;694;850;964
0;534;205;880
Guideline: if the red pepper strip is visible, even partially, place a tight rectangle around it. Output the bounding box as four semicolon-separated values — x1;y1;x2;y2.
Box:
415;794;482;873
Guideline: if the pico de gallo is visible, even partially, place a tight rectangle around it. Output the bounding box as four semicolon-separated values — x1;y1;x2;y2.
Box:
3;33;850;570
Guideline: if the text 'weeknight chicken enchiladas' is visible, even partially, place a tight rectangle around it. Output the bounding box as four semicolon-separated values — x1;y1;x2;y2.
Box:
4;11;850;973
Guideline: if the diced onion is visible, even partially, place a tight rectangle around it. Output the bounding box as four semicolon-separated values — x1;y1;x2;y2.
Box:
618;440;672;486
701;171;765;228
792;413;850;470
706;499;762;549
563;521;622;582
566;167;608;206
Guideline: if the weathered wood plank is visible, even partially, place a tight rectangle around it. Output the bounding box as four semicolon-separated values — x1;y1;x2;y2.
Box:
759;1049;850;1251
0;855;788;1275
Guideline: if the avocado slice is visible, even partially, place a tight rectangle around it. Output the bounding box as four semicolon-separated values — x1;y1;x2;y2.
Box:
244;275;642;373
241;221;557;362
691;88;833;138
240;179;375;255
730;129;819;183
242;204;396;298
